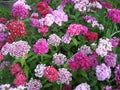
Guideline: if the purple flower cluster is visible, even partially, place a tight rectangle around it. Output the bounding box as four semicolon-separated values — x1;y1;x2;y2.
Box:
27;78;42;90
96;63;111;81
115;65;120;85
104;52;117;68
82;15;104;30
57;68;72;84
0;32;7;42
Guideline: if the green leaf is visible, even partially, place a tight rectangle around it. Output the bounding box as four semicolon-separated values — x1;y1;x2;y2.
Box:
44;83;52;88
72;38;78;46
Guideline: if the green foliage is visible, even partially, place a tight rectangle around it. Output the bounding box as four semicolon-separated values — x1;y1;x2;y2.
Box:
0;7;11;19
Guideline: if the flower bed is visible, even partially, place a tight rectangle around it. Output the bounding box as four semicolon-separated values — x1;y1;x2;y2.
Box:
0;0;120;90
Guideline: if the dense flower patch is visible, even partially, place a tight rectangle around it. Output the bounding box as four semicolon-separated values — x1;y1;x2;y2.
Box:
0;0;120;90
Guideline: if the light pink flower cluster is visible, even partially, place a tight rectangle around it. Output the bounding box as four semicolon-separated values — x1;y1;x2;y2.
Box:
57;68;72;85
74;83;90;90
78;45;92;55
44;66;58;82
1;40;30;58
52;6;68;26
82;15;104;30
72;0;102;13
107;9;120;23
52;53;67;66
61;34;72;44
96;63;111;81
66;24;88;37
48;34;61;46
34;64;46;78
33;39;49;55
96;38;112;57
0;23;6;32
12;0;31;19
38;5;68;27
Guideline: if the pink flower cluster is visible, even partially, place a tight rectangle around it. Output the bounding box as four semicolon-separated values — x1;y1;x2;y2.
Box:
44;66;58;82
104;52;117;68
66;24;88;37
13;73;27;87
107;9;120;23
0;52;4;62
10;63;26;87
82;15;104;30
96;63;111;81
12;0;31;19
68;52;90;71
33;39;49;56
10;63;22;75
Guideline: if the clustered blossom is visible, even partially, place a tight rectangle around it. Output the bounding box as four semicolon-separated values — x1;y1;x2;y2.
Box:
1;40;30;58
66;24;88;37
33;39;49;55
78;45;92;55
57;68;72;84
107;9;120;23
0;23;7;32
104;52;117;68
0;84;26;90
96;38;112;57
74;83;90;90
52;6;68;26
103;85;112;90
52;53;67;66
38;25;48;37
72;0;102;13
0;61;10;70
109;37;119;48
48;34;61;46
44;66;58;82
101;2;112;9
2;40;30;58
36;1;52;17
34;64;46;78
30;13;39;27
68;52;90;71
82;15;104;30
6;20;26;37
89;55;98;68
27;78;42;90
0;32;7;42
13;73;27;87
0;18;6;23
0;52;4;62
114;65;120;85
10;63;22;75
61;34;72;44
84;31;98;42
96;63;111;81
12;0;30;19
